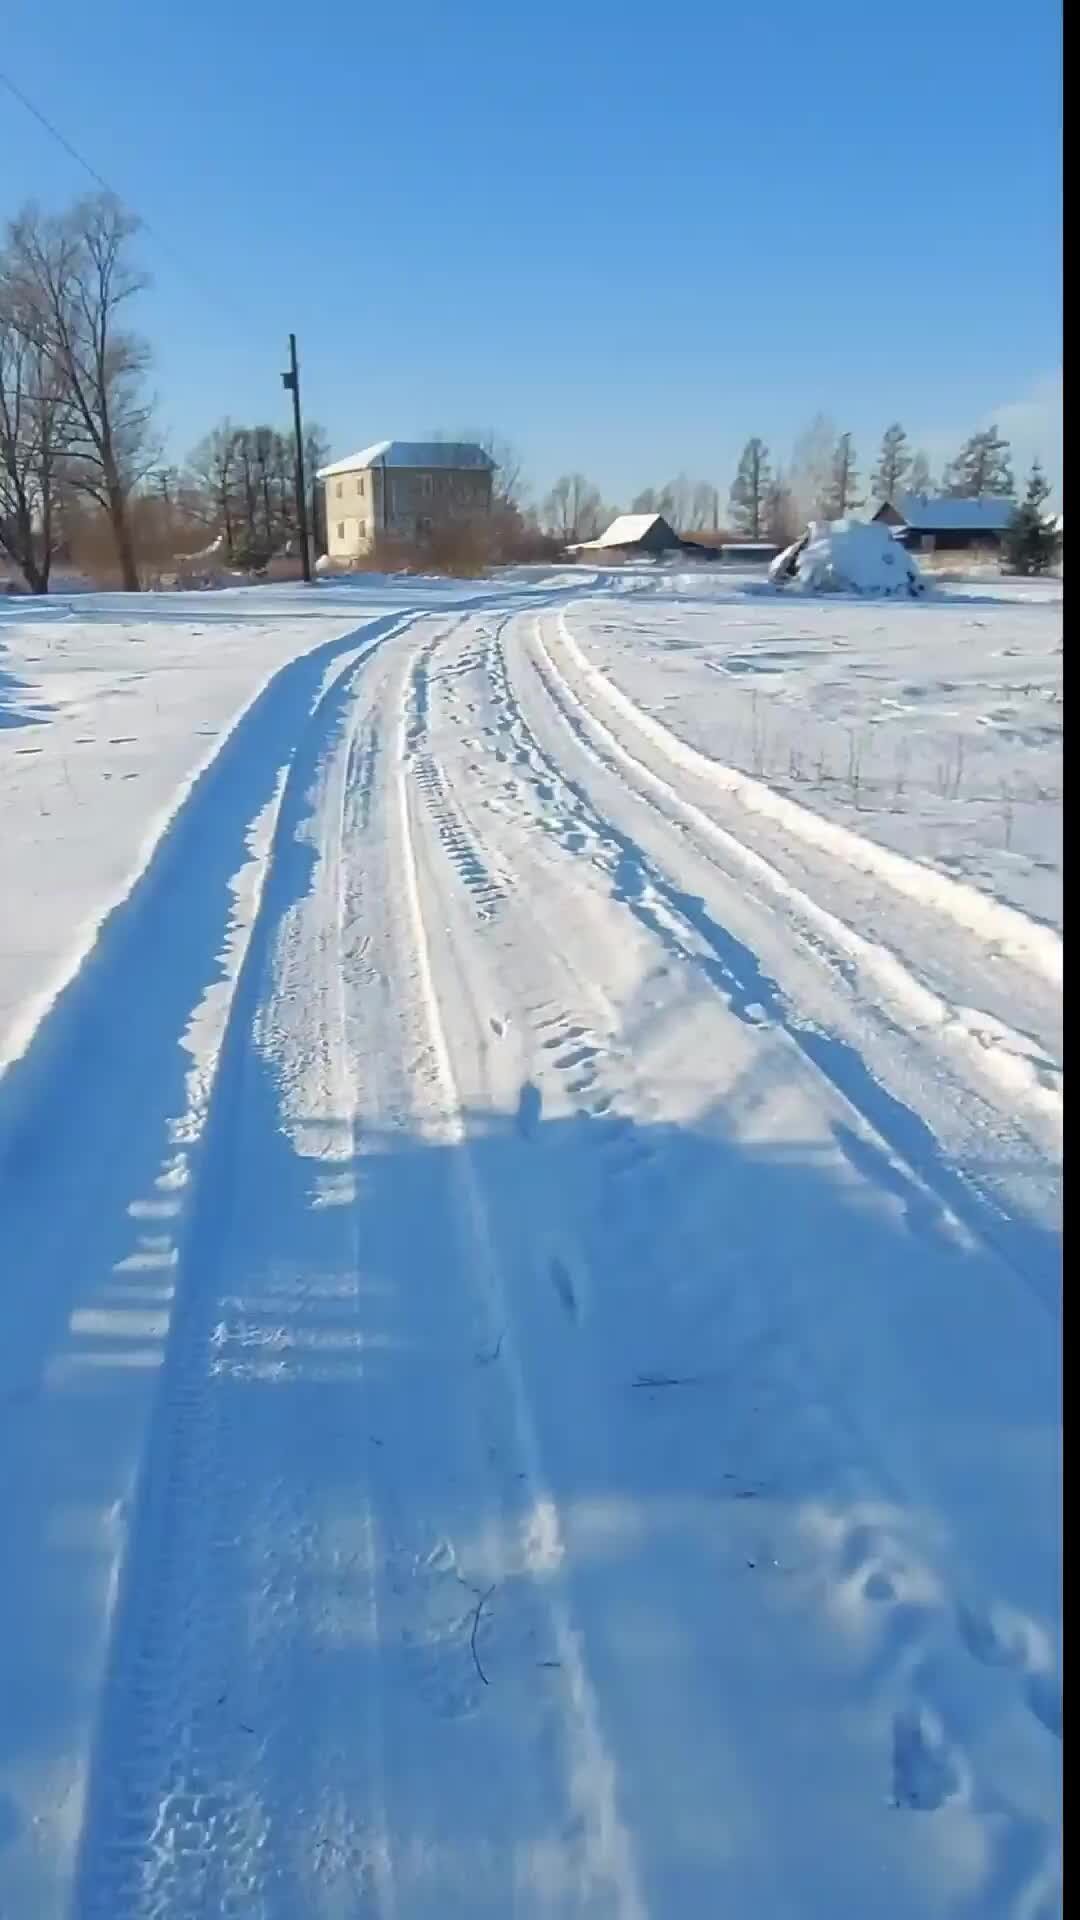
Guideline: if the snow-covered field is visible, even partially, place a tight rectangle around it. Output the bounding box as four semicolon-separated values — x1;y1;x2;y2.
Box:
0;570;1061;1917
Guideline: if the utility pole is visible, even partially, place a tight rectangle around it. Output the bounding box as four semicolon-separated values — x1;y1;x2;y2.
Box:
281;333;312;583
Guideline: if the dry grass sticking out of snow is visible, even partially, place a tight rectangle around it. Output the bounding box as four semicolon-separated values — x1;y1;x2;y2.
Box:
570;574;1063;931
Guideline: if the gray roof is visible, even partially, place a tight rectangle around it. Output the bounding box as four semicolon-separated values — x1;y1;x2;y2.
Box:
891;493;1016;532
317;440;496;479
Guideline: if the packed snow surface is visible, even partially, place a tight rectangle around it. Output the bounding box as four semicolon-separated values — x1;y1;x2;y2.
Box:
0;568;1061;1918
772;517;927;595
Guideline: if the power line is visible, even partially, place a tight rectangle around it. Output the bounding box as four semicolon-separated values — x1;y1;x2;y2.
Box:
0;67;117;199
2;60;316;500
0;64;252;321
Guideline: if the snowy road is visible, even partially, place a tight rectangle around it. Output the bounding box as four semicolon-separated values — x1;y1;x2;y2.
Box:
0;583;1061;1917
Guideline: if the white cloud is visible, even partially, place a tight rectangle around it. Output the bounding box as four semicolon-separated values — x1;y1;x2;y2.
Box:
917;370;1062;504
991;371;1063;500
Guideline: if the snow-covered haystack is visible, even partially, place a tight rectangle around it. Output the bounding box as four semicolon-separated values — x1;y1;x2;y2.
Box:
769;518;927;596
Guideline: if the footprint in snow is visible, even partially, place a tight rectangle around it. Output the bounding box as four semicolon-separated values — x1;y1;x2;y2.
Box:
891;1709;962;1811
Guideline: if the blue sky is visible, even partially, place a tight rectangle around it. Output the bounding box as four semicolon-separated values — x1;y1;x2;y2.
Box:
1;0;1062;506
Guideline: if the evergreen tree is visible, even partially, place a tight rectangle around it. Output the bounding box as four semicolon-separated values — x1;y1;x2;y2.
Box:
728;437;772;538
871;422;912;502
1002;461;1060;575
907;449;933;496
822;432;862;517
943;425;1014;498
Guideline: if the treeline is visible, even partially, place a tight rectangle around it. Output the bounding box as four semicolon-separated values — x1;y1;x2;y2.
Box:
1;189;1057;591
0;190;332;593
185;420;329;570
539;418;1033;549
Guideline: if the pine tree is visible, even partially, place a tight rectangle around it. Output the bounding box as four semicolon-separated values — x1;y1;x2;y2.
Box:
907;449;933;497
871;422;911;502
943;425;1014;498
822;432;862;518
728;438;772;538
1002;461;1060;575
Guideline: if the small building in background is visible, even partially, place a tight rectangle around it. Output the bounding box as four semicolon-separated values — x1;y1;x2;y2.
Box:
317;441;495;560
872;493;1015;553
570;512;724;560
714;540;781;565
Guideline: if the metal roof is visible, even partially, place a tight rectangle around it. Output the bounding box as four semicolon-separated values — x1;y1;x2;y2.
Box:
589;513;673;548
891;493;1016;532
317;440;496;479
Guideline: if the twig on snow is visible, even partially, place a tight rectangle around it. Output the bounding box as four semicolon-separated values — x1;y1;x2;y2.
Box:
632;1372;704;1389
469;1584;497;1686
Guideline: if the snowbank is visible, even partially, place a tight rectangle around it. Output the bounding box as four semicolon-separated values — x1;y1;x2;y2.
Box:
771;518;926;596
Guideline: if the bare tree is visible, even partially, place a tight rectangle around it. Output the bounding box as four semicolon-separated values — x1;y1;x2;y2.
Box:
304;422;330;554
631;487;659;514
0;272;67;591
542;472;607;543
186;416;331;564
6;194;155;590
232;429;260;557
657;473;695;530
763;469;798;545
477;431;525;511
907;449;934;496
688;481;718;531
790;413;837;522
431;426;526;512
187;420;240;549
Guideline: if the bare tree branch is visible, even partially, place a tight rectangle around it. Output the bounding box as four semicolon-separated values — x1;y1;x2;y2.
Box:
6;193;155;589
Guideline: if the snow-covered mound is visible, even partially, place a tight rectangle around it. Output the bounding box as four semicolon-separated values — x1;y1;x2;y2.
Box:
770;518;927;596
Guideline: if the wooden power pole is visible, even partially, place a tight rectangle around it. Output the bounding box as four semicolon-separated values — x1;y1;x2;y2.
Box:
282;333;312;583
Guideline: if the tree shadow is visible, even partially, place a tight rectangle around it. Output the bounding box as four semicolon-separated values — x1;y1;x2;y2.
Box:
1;1032;1061;1914
0;654;51;728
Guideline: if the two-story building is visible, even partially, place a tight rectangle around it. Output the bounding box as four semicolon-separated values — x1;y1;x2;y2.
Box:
317;440;496;560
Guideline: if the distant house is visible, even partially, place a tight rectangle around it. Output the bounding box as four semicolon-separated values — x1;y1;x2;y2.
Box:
317;440;495;559
715;540;781;565
570;512;721;559
872;493;1016;553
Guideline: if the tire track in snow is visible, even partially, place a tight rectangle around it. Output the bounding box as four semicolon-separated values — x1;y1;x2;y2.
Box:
540;612;1062;1150
404;625;510;923
555;611;1063;989
0;611;422;1919
393;642;649;1919
501;611;1058;1311
69;637;397;1920
407;615;1061;1911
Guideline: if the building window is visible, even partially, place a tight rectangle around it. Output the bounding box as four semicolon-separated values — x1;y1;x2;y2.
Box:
418;474;433;498
358;519;366;536
336;481;343;499
357;475;365;497
417;515;433;535
336;522;346;540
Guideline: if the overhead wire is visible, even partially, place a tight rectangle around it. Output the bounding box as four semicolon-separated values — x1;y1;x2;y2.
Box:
0;64;265;326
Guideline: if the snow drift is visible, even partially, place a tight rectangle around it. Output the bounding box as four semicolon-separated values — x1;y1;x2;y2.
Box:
770;518;926;596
